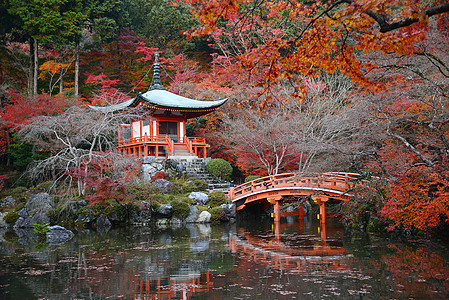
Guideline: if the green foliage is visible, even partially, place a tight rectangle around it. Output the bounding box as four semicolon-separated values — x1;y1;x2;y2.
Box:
245;175;263;182
208;191;226;207
0;186;28;201
208;206;223;222
8;138;50;171
186;178;208;192
125;182;158;202
4;211;19;224
33;223;50;236
170;198;190;219
207;158;233;181
35;181;54;193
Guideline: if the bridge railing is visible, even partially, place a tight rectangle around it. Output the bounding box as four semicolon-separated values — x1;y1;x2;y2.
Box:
228;172;360;201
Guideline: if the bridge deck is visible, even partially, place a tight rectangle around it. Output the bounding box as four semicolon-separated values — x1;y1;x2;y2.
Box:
226;172;361;224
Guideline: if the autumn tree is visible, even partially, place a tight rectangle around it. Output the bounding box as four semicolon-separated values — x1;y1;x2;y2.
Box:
18;106;142;196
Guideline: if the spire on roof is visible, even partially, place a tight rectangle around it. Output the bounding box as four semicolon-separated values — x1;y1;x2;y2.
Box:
149;51;165;91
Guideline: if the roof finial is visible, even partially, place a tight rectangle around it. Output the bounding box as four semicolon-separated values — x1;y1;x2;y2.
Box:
150;51;165;91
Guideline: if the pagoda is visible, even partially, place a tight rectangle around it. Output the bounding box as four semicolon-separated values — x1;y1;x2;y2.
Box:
90;52;227;159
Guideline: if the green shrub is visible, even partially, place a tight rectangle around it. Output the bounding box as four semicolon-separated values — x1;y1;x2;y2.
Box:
170;199;190;219
1;186;28;201
4;211;19;224
35;181;55;193
209;206;224;222
245;175;263;182
125;182;158;202
33;223;50;236
206;158;233;181
170;181;185;194
186;178;208;192
208;191;226;207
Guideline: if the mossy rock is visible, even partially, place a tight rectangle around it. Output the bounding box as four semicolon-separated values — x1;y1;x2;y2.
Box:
208;206;224;222
4;211;19;224
170;199;190;219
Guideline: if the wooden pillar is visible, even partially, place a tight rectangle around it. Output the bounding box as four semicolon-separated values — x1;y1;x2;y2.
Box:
155;146;159;158
144;145;148;157
320;200;327;224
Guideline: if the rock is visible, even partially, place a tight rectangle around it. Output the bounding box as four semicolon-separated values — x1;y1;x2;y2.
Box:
185;206;199;223
156;204;173;218
76;209;96;227
46;225;74;245
25;193;54;213
152;179;172;194
0;212;9;228
130;201;152;224
221;204;236;219
188;192;209;206
156;218;168;228
14;217;29;228
95;214;112;232
17;208;29;218
0;196;18;208
28;212;50;227
196;211;211;223
69;200;87;215
176;163;186;175
141;161;164;181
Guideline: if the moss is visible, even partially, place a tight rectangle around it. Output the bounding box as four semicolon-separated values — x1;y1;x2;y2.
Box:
170;198;190;219
4;211;19;224
185;178;208;192
35;181;55;193
208;191;226;207
208;206;224;222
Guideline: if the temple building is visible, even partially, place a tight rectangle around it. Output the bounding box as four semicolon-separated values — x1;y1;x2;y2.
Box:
90;53;227;159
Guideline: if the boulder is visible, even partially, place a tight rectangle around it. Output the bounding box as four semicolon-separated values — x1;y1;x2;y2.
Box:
185;206;199;223
0;196;18;208
95;214;112;232
141;161;164;181
152;179;172;194
0;212;8;228
25;193;54;213
17;208;29;218
46;225;74;245
196;211;211;223
69;200;87;215
156;204;173;218
130;201;153;224
188;192;209;206
28;212;50;227
221;204;236;219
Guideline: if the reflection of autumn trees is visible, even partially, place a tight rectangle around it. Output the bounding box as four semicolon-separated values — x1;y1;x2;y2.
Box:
379;245;449;297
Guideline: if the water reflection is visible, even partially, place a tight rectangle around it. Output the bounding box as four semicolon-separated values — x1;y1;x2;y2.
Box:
1;218;449;299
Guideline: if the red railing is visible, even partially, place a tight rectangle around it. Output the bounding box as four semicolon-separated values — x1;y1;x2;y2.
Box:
185;136;193;153
164;135;174;154
228;172;360;201
118;135;167;146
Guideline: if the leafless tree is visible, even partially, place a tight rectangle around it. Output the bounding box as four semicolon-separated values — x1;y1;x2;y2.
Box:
19;104;143;196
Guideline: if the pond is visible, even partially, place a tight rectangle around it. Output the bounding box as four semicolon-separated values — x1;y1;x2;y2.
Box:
1;215;449;299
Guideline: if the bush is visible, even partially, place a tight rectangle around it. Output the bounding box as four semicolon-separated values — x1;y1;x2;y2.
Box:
4;211;19;224
209;206;224;222
245;175;263;182
170;198;191;219
36;181;55;193
209;191;226;207
125;182;158;202
186;178;208;193
206;158;233;181
151;171;166;181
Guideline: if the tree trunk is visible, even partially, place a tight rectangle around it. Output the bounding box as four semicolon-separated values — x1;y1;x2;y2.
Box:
33;39;38;95
59;50;64;94
29;38;34;96
74;43;79;98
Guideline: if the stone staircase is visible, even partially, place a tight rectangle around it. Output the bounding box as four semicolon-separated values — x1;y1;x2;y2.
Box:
183;158;230;190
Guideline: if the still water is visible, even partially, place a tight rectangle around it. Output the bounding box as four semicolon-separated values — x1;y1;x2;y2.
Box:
1;216;449;299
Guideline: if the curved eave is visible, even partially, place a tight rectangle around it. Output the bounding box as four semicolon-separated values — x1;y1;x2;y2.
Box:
88;90;228;116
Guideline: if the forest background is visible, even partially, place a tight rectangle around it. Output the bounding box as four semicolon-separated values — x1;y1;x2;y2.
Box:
0;0;448;234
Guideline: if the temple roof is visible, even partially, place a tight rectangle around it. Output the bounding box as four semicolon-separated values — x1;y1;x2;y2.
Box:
89;51;227;118
89;89;227;115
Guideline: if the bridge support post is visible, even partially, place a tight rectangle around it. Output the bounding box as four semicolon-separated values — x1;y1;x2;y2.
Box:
320;200;327;224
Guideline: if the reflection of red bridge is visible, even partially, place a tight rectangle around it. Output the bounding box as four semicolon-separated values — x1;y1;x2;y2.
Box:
227;172;360;224
230;226;353;273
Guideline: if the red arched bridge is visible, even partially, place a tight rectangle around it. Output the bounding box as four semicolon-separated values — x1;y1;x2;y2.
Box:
226;172;361;224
